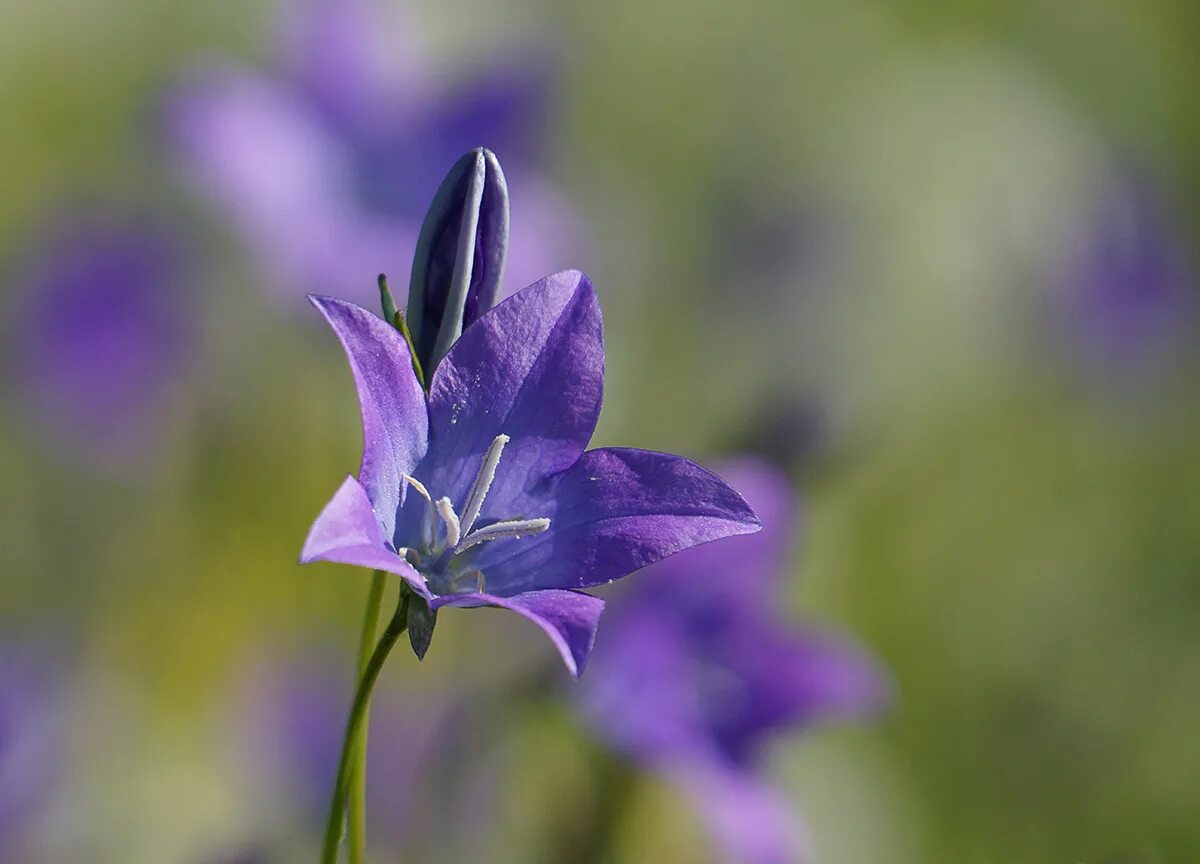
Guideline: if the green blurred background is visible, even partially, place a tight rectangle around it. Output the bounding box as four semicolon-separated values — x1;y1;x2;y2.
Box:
2;1;1198;862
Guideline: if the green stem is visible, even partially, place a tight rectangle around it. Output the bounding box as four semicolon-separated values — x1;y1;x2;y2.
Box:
322;590;410;864
348;570;387;864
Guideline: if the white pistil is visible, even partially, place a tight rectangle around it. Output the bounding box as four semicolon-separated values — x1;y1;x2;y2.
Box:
455;517;551;554
435;497;461;548
458;434;510;538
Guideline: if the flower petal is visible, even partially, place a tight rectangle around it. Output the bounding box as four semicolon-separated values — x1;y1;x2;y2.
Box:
576;608;707;759
310;296;429;540
431;589;604;677
301;475;430;599
166;70;349;272
729;627;892;732
638;458;799;611
473;448;760;595
669;761;811;864
278;0;396;128
422;270;603;518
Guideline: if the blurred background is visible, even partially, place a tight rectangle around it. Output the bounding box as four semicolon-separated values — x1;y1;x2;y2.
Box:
2;0;1199;861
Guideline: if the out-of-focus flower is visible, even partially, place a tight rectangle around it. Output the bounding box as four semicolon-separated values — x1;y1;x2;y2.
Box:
301;272;760;675
167;0;577;308
8;213;189;464
0;646;63;859
1058;172;1193;376
235;649;449;847
577;459;889;863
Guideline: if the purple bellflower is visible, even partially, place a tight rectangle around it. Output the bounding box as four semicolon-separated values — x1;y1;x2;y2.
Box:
578;459;889;863
300;270;760;675
167;0;577;308
9;213;188;464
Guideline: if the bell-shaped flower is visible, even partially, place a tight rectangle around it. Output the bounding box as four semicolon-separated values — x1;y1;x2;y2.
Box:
301;272;759;675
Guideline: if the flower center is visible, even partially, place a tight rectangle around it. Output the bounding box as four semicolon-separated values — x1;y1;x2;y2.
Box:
399;434;550;595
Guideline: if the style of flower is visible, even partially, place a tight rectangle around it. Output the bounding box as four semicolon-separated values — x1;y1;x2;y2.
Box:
9;213;188;463
577;459;889;863
166;0;577;308
301;270;760;674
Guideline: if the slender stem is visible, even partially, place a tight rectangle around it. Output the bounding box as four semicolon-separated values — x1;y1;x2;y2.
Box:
322;590;410;864
348;570;387;864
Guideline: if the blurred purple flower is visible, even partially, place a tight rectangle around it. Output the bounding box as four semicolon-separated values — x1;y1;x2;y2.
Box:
9;213;189;463
237;649;446;847
301;272;759;675
578;459;889;864
0;646;63;858
167;0;578;308
1059;174;1194;375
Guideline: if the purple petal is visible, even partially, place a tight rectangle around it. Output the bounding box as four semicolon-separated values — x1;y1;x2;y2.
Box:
167;69;399;304
431;589;604;677
277;0;398;129
310;296;429;538
669;761;810;864
423;270;603;514
711;626;891;763
642;458;798;609
167;69;346;242
429;59;553;162
10;214;188;464
301;475;429;598
751;629;891;724
577;608;708;759
473;448;760;595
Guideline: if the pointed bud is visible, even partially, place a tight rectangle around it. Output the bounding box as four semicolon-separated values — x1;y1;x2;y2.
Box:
407;597;438;660
406;148;509;375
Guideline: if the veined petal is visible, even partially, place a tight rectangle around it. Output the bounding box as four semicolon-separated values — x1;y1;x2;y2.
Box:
473;448;760;595
423;270;603;517
301;476;431;599
431;589;604;677
310;296;429;539
641;458;799;610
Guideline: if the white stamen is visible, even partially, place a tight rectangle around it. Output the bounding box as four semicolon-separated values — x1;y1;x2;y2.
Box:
455;517;551;554
401;473;432;504
458;434;510;538
402;473;434;548
435;497;461;548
